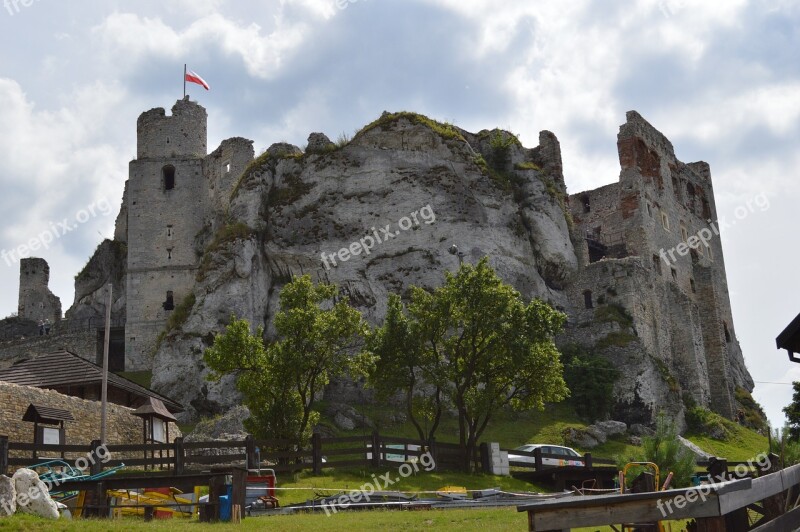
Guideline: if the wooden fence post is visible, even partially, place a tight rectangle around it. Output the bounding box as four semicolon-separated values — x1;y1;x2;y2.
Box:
371;431;381;468
479;442;491;474
312;433;322;475
534;447;543;471
429;437;438;472
245;435;257;472
0;436;7;476
231;468;247;521
584;452;592;468
89;439;103;476
174;437;184;475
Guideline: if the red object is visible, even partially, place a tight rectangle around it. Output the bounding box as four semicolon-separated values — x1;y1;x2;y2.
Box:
144;487;173;519
247;474;276;498
185;69;210;90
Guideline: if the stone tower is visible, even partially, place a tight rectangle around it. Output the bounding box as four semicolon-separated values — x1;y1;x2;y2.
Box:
124;97;209;369
17;257;62;323
568;111;751;421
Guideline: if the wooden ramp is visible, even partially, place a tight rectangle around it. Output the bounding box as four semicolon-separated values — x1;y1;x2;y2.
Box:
518;463;800;531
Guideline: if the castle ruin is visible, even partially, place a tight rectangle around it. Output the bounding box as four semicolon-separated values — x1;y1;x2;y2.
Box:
0;100;754;425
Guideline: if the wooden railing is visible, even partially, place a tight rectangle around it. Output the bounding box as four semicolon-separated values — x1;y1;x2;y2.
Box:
0;433;484;476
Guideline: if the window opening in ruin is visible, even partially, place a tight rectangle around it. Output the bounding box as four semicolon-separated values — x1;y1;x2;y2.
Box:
646;202;653;218
224;161;231;173
690;278;696;293
672;177;682;202
671;267;677;281
661;212;670;231
167;248;173;260
163;291;175;311
686;183;695;210
690;249;699;263
166;136;170;145
702;199;711;220
723;322;731;343
163;165;176;191
707;243;713;261
652;255;662;275
680;224;688;242
582;195;590;213
583;290;593;309
167;225;173;239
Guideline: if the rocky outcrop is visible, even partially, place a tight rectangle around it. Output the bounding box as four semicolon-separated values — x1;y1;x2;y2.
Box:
152;114;578;421
563;420;628;449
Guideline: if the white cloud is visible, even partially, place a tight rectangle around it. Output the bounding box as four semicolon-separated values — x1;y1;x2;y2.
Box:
91;10;311;79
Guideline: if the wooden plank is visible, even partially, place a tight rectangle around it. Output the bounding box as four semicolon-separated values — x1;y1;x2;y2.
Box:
184;454;246;465
323;459;371;468
781;463;800;490
750;503;800;532
9;443;93;453
321;435;371;444
530;494;721;530
718;470;787;515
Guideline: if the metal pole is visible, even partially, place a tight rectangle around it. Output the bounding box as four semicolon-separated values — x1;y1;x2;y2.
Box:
183;64;187;99
100;283;112;443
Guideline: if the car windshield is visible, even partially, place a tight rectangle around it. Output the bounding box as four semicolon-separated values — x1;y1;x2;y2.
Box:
513;445;535;452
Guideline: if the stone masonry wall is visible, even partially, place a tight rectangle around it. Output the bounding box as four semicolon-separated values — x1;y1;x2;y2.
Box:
17;258;61;324
0;330;97;369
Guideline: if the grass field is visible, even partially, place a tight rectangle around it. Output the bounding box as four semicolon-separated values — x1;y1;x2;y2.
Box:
0;509;695;531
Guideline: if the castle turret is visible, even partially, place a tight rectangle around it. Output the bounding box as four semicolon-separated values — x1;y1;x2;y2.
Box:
124;98;209;369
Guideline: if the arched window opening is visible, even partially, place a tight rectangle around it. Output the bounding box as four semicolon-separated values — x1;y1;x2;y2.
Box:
723;322;731;343
163;165;176;191
163;291;175;311
582;195;591;213
583;290;593;310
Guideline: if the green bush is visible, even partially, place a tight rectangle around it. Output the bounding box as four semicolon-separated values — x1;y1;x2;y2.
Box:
560;344;619;421
617;413;697;488
685;405;730;440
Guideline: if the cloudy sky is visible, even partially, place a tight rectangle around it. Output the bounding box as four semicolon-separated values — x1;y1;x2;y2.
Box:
0;0;798;427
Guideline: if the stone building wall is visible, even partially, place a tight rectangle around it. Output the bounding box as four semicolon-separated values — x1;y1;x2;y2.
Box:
0;381;140;445
0;330;97;369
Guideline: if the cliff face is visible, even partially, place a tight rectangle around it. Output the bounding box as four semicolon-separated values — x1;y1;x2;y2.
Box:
149;114;579;420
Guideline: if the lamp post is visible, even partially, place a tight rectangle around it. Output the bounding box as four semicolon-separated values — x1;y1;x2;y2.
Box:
448;244;466;265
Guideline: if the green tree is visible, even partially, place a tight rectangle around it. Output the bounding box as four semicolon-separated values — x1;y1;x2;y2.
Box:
783;382;800;441
618;414;697;488
364;294;443;445
561;344;619;421
369;258;569;471
204;275;366;448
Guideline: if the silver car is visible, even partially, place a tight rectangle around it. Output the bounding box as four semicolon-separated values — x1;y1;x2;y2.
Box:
508;444;583;466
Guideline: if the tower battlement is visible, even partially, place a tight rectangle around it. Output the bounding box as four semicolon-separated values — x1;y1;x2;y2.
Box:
136;96;207;159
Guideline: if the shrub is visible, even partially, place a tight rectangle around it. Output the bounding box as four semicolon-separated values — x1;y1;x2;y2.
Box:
561;344;619;421
617;413;697;488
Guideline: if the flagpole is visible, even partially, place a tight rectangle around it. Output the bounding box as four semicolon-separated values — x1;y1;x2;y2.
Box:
183;64;187;98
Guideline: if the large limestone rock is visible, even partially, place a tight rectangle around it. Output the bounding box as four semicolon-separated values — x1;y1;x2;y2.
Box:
0;475;15;517
152;114;578;421
12;468;59;520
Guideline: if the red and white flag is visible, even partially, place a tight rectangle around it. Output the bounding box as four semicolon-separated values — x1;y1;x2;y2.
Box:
185;69;210;90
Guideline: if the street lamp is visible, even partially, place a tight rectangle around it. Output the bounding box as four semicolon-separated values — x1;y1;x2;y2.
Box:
448;244;466;265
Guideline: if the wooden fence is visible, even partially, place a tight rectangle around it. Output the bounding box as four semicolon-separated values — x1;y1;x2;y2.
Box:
0;433;481;477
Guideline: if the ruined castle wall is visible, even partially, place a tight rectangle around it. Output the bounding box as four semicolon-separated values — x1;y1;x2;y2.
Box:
17;258;61;324
205;137;255;220
0;330;97;369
